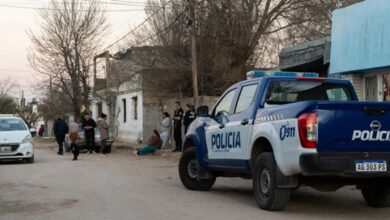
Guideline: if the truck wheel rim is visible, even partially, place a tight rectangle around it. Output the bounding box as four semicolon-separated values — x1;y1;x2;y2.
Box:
187;159;198;179
259;168;271;195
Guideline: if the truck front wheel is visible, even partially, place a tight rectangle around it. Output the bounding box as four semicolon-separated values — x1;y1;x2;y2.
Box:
179;147;216;191
253;152;291;211
362;183;390;207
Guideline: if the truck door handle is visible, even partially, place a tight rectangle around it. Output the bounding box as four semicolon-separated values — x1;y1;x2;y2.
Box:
241;119;249;125
219;124;225;129
364;106;387;116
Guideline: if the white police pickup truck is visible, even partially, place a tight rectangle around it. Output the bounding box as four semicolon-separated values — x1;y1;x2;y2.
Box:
179;71;390;211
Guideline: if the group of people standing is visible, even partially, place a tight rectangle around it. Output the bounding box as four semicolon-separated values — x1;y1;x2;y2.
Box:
133;101;197;156
53;112;110;161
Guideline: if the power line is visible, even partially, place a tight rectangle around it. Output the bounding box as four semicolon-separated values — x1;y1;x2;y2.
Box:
132;10;185;47
99;0;173;52
0;3;148;11
0;0;169;8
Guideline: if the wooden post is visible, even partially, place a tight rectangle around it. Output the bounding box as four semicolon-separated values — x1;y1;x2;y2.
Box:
189;0;199;107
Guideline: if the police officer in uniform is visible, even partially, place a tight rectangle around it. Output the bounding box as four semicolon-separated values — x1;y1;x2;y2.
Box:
183;103;196;134
173;101;184;152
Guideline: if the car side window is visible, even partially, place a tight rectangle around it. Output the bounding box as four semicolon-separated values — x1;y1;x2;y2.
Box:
235;84;258;113
214;89;236;117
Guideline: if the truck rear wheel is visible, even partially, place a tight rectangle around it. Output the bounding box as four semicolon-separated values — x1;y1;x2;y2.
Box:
362;183;390;207
179;147;215;191
253;152;291;211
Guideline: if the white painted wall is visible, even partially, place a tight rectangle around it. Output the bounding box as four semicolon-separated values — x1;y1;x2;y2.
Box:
115;91;143;144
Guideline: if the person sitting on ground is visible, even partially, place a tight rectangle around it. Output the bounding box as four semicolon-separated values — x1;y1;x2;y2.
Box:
132;130;162;156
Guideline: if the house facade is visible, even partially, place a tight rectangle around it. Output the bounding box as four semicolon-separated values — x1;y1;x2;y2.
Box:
330;0;390;101
91;46;215;146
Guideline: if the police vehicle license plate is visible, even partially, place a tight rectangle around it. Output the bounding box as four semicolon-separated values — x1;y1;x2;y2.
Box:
0;146;12;153
355;160;387;172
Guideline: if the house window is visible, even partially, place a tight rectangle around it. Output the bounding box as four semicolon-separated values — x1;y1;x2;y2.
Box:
122;98;127;122
97;102;102;117
132;96;138;120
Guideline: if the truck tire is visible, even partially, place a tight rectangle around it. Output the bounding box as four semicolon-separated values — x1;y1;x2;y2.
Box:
179;147;216;191
253;152;291;211
362;184;390;207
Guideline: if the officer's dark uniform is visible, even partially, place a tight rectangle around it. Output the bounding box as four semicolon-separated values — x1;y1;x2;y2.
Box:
82;118;97;153
183;110;196;133
173;107;184;151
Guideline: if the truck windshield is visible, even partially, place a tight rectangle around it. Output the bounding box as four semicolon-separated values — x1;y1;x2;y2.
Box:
265;81;354;105
0;119;27;131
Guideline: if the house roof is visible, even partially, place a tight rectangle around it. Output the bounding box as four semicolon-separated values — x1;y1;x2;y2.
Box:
279;37;331;70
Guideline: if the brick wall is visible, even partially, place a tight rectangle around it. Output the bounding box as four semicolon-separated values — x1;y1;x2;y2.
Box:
341;73;364;100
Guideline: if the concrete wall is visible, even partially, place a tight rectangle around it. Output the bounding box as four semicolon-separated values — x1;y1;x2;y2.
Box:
90;98;110;122
115;91;143;144
330;0;390;74
141;96;219;148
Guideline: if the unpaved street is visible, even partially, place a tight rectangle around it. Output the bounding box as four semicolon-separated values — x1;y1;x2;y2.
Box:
1;140;390;220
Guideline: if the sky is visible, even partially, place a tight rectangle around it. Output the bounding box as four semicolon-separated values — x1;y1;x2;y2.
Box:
0;0;148;101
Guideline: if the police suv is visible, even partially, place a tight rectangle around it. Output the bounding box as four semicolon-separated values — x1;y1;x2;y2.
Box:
178;71;390;211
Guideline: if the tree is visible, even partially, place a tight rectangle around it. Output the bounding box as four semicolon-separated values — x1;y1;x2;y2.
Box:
28;0;108;119
130;0;363;96
139;0;312;95
38;87;73;120
18;99;42;129
283;0;363;45
0;78;18;114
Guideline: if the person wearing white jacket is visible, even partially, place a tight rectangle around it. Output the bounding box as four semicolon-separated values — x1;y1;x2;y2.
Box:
159;112;171;150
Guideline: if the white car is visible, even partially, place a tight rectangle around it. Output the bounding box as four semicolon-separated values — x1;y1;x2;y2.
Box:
0;115;34;163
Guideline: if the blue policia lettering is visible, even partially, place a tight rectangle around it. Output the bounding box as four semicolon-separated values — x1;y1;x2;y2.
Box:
280;122;295;141
211;131;241;149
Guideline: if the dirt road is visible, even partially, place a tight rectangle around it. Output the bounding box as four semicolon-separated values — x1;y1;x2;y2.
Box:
1;140;389;220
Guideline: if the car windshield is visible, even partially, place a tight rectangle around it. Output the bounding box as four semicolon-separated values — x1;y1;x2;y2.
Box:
266;81;354;105
0;119;27;131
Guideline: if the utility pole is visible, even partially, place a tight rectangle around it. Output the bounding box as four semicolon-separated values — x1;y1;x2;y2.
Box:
188;0;199;107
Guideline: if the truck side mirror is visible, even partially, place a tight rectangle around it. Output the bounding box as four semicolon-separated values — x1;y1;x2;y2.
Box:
197;106;209;117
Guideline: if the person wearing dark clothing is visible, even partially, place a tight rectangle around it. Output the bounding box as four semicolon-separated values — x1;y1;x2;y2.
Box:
173;101;184;152
183;104;196;134
82;113;97;154
53;115;69;155
38;125;45;137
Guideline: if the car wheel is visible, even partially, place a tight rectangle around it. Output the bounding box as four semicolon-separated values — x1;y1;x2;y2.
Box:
25;155;34;164
253;152;291;211
362;183;390;207
179;147;216;191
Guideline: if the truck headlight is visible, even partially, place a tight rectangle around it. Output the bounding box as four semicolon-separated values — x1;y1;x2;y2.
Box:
21;135;32;144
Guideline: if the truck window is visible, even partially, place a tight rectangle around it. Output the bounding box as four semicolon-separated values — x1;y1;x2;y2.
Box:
266;81;353;105
235;84;258;113
214;89;236;116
